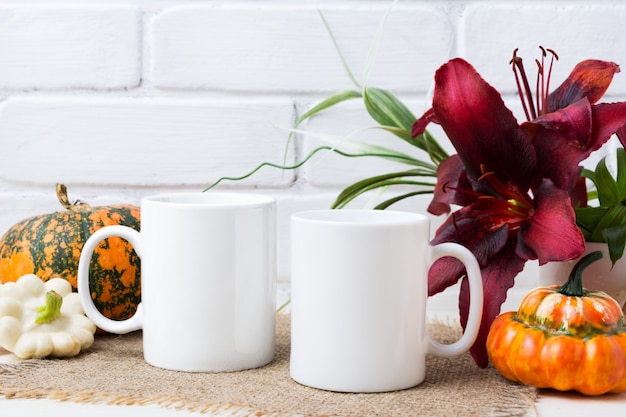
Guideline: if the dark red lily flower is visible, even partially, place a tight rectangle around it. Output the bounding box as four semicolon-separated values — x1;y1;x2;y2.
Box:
413;52;626;367
511;49;626;190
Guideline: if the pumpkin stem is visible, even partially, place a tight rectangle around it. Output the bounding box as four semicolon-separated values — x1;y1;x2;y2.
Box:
557;251;603;297
56;183;91;211
35;290;63;324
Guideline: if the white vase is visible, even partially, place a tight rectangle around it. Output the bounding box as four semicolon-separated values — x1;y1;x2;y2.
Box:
539;242;626;309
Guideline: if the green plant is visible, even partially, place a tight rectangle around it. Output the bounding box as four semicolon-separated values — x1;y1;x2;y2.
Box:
204;7;626;368
575;147;626;266
206;9;448;210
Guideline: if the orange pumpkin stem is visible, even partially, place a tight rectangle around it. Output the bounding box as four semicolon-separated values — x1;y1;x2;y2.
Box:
558;250;603;297
56;183;91;211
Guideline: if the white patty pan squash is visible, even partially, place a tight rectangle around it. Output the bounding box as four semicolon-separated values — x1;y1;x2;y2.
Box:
0;274;96;359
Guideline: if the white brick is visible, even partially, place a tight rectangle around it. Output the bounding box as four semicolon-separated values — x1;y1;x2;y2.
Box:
459;4;626;96
0;5;141;89
149;4;452;93
0;97;296;187
0;193;59;239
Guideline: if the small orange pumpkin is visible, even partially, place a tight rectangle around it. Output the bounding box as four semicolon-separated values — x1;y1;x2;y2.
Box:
487;251;626;395
0;184;141;321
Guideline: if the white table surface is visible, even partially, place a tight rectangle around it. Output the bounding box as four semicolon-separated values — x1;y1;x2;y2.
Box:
2;284;625;416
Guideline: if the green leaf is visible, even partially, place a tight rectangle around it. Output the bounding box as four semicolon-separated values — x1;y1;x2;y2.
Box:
361;87;449;164
337;140;437;170
294;90;363;128
594;156;620;207
373;190;434;210
205;146;341;190
361;0;399;85
317;9;360;88
575;206;608;238
602;224;626;266
580;149;626;263
589;203;626;242
420;130;449;165
205;145;437;191
376;125;415;142
363;87;416;132
579;167;596;183
283;90;363;166
285;127;438;170
616;147;626;200
331;170;436;209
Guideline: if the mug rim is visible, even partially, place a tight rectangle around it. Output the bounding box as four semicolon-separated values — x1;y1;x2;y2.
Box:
291;209;427;226
142;191;275;207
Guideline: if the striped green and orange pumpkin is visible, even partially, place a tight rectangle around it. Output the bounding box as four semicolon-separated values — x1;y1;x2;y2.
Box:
0;184;141;321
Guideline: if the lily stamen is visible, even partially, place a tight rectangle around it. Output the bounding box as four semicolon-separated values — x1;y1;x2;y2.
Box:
535;59;543;117
544;48;559;113
478;166;533;210
505;199;532;219
511;49;537;121
512;46;559;120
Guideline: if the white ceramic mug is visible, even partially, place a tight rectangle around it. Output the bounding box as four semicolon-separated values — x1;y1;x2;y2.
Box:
77;192;276;373
289;209;483;393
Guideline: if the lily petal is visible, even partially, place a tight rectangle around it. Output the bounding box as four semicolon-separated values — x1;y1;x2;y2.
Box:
428;200;512;296
530;98;593;149
617;124;626;148
592;102;626;150
529;100;626;191
432;58;537;191
517;179;585;264
432;202;512;263
429;208;509;296
412;107;437;138
428;256;466;297
530;130;582;190
548;60;620;111
458;240;525;368
569;172;588;209
427;155;475;215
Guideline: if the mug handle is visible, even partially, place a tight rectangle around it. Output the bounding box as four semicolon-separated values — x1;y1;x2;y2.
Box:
426;242;483;357
77;225;144;334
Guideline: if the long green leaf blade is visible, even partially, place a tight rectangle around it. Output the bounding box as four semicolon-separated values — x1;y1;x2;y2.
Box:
590;204;626;242
362;87;449;164
294;90;362;128
616;147;626;199
331;170;436;208
575;206;609;238
595;156;620;206
373;190;434;210
317;9;360;88
602;224;626;266
284;90;362;165
363;87;415;131
286;127;439;170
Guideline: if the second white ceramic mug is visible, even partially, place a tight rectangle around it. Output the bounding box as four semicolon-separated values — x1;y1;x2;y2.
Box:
290;209;483;393
77;192;276;373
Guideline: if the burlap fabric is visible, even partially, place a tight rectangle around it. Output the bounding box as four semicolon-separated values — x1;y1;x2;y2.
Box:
0;314;537;416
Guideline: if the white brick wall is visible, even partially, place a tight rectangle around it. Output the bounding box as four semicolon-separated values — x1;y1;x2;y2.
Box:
0;96;295;186
0;5;141;89
0;0;623;298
